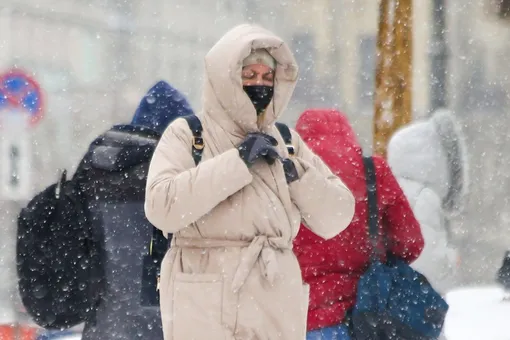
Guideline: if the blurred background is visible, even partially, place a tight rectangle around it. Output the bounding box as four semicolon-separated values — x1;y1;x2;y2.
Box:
1;0;510;338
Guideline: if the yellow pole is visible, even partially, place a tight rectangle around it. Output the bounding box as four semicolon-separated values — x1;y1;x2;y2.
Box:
393;0;413;129
373;0;413;159
374;0;395;158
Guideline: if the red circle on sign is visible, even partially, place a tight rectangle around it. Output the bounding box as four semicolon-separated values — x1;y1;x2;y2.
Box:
0;69;45;126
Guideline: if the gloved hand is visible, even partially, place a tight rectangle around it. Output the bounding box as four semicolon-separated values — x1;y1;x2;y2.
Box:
282;158;299;183
238;133;280;167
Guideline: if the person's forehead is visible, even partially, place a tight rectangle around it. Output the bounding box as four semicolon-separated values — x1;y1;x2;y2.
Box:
242;64;273;72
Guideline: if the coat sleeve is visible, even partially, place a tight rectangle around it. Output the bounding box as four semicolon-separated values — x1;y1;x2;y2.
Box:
287;130;355;240
409;187;458;291
145;118;253;234
378;158;424;262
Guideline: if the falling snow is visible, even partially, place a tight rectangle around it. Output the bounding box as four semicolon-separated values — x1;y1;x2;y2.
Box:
1;0;510;339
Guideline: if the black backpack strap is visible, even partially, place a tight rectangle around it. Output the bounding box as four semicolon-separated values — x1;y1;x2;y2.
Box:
183;115;204;165
275;122;295;156
362;156;381;262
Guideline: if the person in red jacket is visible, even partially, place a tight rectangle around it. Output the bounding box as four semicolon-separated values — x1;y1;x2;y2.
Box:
293;109;424;339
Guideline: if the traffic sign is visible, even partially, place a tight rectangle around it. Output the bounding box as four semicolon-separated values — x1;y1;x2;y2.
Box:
0;69;44;127
0;69;42;200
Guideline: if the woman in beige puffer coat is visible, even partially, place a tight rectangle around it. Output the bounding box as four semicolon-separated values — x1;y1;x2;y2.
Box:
145;24;355;340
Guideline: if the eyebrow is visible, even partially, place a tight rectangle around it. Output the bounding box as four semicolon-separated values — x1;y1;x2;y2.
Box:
242;70;273;76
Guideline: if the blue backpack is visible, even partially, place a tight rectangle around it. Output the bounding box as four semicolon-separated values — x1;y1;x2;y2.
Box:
351;157;449;340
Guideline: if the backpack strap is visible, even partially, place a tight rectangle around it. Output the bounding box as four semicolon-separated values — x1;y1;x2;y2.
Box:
362;156;382;263
275;122;295;156
161;115;205;251
183;115;204;166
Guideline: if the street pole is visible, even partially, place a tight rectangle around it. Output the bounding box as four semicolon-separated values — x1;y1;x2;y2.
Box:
373;0;413;158
430;0;448;113
373;0;394;159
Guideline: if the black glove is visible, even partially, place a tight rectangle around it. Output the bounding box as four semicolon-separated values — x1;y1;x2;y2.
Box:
282;158;299;184
238;133;280;167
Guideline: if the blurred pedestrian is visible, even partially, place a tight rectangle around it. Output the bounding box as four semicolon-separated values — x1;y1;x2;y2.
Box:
496;250;510;296
17;80;193;340
292;109;424;339
388;108;469;294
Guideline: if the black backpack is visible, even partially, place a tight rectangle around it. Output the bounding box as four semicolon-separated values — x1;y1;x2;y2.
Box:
145;115;295;304
17;170;103;329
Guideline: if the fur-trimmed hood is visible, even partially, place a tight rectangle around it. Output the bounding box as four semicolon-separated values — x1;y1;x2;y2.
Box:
388;109;469;216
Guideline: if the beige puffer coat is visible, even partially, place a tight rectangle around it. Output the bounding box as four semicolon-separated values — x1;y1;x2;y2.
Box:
145;24;355;340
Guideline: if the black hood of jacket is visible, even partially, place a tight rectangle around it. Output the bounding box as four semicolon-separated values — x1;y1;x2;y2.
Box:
80;124;161;173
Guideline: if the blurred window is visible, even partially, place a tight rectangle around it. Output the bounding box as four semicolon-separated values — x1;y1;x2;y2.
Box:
291;31;316;101
499;0;510;18
358;35;377;114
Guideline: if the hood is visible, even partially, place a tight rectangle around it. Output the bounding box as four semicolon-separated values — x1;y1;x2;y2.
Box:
131;80;194;134
295;108;361;153
388;109;469;216
296;109;365;196
202;24;299;135
85;125;160;172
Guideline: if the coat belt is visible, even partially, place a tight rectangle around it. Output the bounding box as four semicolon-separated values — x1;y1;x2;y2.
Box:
173;236;291;293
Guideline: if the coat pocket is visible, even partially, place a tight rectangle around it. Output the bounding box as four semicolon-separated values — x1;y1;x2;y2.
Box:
173;272;224;340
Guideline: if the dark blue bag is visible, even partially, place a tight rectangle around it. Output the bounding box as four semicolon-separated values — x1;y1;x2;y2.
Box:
351;157;449;340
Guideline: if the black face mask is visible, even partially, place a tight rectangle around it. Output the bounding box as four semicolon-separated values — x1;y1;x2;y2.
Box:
243;85;274;115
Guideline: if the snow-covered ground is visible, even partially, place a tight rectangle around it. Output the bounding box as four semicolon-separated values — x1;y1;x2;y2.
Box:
444;285;510;340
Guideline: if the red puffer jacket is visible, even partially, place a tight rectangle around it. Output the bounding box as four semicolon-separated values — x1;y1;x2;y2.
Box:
293;109;424;331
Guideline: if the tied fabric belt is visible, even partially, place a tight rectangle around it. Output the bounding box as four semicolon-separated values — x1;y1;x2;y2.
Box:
173;236;291;293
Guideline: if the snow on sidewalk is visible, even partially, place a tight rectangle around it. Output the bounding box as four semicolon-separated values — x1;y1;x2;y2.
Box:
444;285;510;340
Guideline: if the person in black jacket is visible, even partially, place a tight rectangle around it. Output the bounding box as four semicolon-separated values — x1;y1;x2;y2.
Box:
17;80;193;340
497;251;510;297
